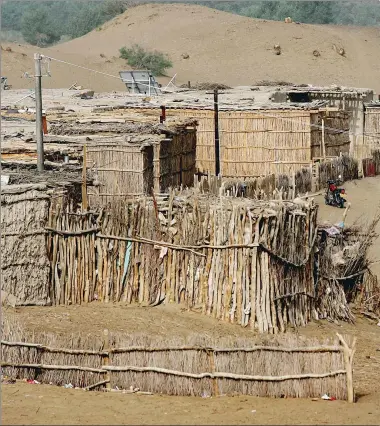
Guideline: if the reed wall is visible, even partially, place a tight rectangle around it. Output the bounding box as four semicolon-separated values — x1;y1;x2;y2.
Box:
155;130;197;192
363;107;380;160
1;184;51;305
311;111;351;158
123;107;353;179
86;130;196;206
87;144;154;206
164;109;314;177
1;317;355;400
121;108;315;177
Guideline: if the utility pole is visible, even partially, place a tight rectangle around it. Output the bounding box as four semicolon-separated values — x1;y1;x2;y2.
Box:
214;89;220;176
34;53;44;171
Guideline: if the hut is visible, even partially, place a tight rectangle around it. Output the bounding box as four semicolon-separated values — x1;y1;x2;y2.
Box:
286;86;374;168
114;103;351;179
47;113;197;206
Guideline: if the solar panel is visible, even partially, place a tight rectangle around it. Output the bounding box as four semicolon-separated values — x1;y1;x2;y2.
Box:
119;70;161;95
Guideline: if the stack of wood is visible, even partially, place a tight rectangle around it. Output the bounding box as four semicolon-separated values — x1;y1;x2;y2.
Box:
315;212;380;322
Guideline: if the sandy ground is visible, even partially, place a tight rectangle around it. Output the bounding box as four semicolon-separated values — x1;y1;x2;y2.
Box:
2;3;380;92
2;382;380;425
315;175;380;277
2;303;380;425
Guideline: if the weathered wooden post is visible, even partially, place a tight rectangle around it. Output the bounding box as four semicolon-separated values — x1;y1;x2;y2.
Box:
214;89;220;176
34;53;44;171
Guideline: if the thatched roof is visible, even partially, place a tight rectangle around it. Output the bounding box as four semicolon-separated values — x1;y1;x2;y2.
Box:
48;117;197;137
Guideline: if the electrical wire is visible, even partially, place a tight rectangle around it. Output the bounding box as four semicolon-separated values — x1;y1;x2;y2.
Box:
44;54;380;144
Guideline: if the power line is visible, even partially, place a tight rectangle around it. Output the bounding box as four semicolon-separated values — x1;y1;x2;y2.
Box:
44;54;380;143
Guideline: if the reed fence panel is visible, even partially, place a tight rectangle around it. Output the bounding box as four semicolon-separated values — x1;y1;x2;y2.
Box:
165;109;314;177
219;111;313;178
1;184;51;305
0;322;355;401
363;108;380;160
87;144;154;205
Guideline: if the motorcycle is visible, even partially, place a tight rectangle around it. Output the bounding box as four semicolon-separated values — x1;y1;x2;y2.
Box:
324;176;346;208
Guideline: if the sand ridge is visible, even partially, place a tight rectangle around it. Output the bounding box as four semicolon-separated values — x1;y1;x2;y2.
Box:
1;3;380;92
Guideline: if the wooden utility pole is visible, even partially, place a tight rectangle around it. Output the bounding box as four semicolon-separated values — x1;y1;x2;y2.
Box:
34;53;44;171
82;145;88;210
214;89;220;176
160;105;166;123
321;117;326;160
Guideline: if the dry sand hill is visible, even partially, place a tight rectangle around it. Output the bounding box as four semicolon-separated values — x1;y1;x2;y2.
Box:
1;3;380;93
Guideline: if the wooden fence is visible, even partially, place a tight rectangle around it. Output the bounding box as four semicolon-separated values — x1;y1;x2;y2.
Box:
194;154;359;199
0;330;355;401
45;195;318;333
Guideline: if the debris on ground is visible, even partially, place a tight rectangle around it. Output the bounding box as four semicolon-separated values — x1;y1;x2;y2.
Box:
73;90;94;99
179;82;231;90
26;379;40;385
321;394;336;401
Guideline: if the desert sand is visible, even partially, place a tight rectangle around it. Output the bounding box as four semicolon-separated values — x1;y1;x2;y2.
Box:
2;3;380;92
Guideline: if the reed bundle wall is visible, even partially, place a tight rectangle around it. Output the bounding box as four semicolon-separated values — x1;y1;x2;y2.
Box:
219;110;314;177
87;144;154;206
311;111;351;158
165;109;314;177
155;130;197;192
363;107;380;160
86;133;196;206
1;184;51;305
45;195;318;333
306;91;373;162
1;318;355;400
125;107;351;179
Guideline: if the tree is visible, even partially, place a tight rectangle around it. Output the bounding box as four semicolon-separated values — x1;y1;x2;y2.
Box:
21;6;59;46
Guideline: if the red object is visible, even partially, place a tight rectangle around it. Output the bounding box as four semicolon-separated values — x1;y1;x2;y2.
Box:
42;115;48;135
340;189;345;194
329;184;337;192
363;158;375;177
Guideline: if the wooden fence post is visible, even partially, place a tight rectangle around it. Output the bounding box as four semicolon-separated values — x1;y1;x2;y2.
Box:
337;333;356;403
82;144;88;210
103;329;111;391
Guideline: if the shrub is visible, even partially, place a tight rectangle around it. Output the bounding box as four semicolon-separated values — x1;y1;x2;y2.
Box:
119;44;172;76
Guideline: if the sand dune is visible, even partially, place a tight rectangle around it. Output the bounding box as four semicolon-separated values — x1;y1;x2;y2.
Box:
1;3;380;92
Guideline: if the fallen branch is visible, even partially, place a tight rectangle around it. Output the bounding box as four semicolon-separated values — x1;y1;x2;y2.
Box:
46;227;100;236
85;380;109;391
0;362;104;373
